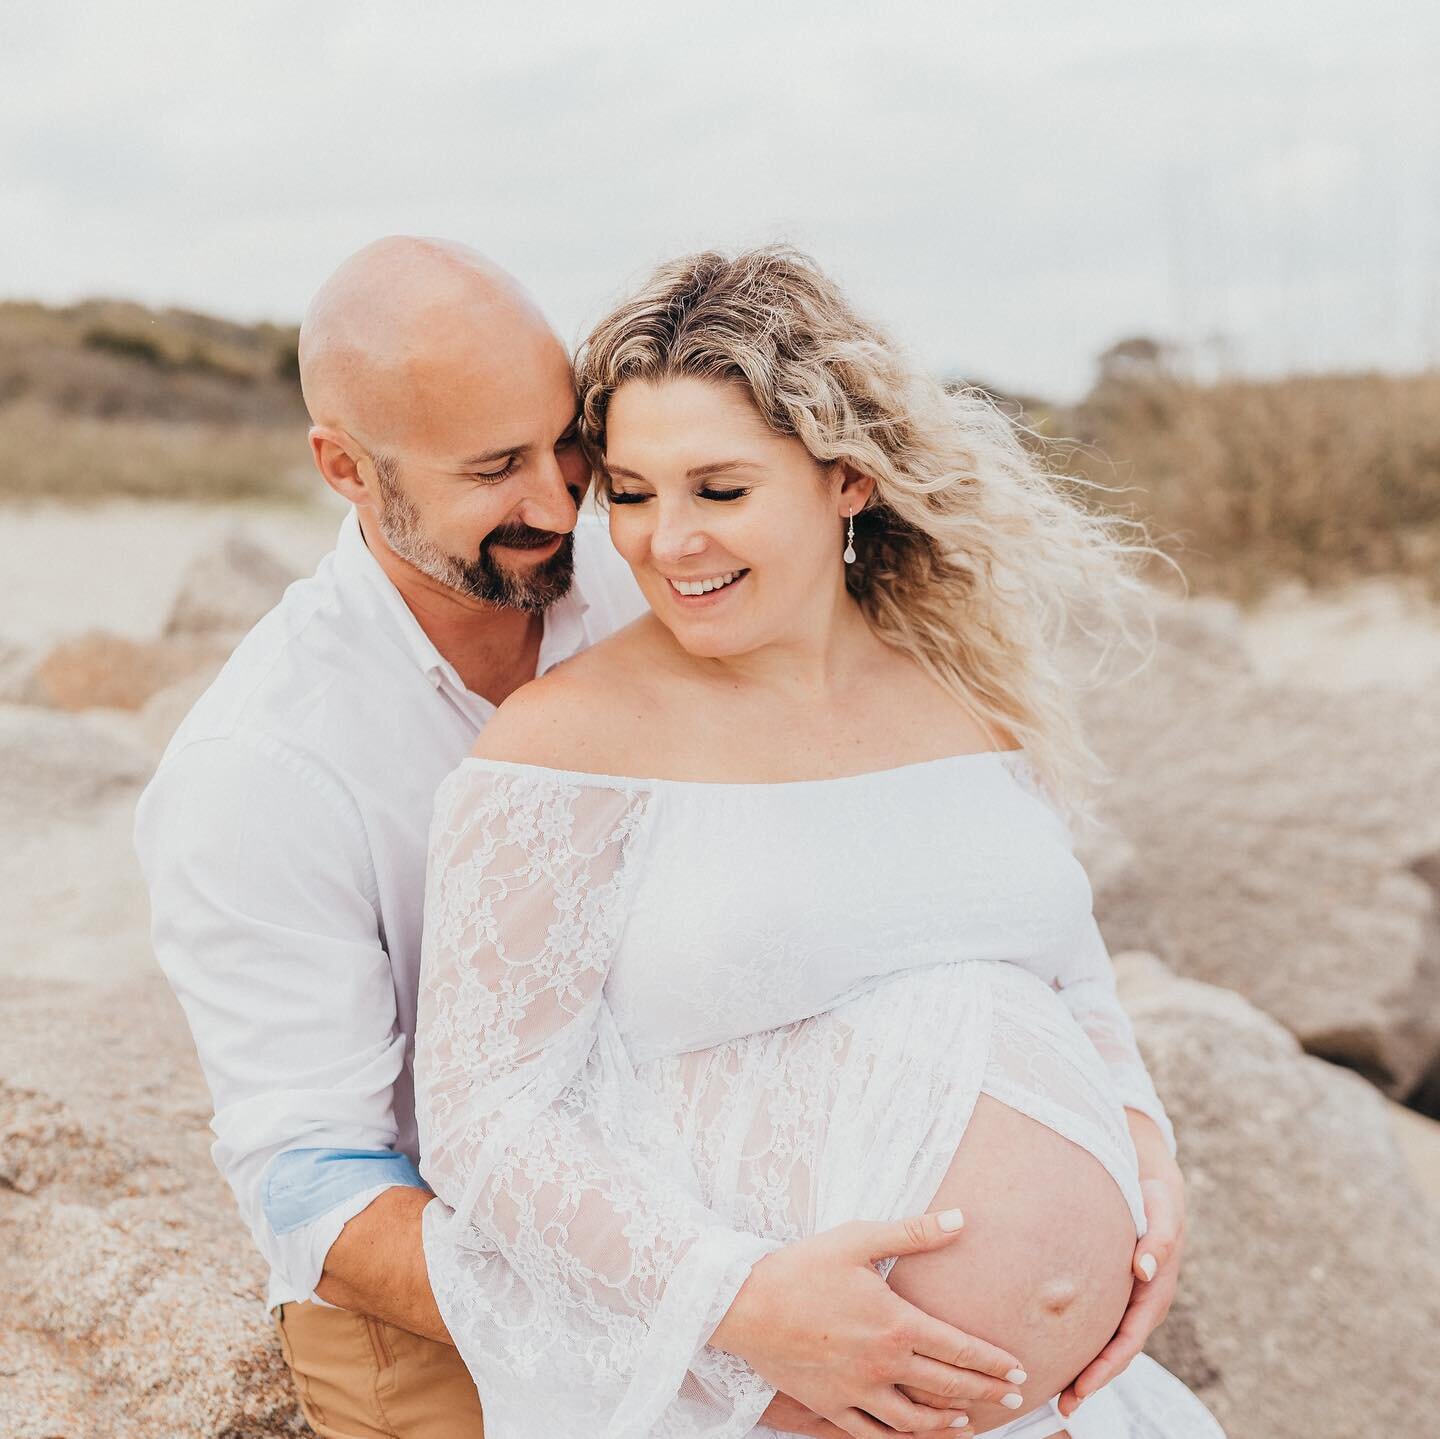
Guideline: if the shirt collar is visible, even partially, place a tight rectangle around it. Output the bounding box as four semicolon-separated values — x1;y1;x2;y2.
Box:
330;506;594;702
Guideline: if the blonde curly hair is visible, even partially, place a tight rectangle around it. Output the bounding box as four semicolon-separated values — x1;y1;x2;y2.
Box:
574;244;1162;830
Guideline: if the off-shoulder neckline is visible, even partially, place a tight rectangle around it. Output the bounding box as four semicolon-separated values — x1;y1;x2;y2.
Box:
455;748;1027;792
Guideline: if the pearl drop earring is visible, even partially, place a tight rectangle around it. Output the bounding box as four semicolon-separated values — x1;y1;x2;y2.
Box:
843;509;856;565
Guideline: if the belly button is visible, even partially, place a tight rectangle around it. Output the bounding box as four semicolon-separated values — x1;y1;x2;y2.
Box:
1036;1277;1077;1314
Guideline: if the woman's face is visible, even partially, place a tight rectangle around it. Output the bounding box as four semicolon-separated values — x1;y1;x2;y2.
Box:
602;377;865;659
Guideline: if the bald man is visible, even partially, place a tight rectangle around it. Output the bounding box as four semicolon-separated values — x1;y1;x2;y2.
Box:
133;238;650;1438
135;241;958;1439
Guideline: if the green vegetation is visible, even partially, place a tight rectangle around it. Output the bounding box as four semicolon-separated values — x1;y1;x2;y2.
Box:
0;299;309;503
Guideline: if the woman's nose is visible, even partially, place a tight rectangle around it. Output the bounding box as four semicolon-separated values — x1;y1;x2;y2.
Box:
649;504;707;563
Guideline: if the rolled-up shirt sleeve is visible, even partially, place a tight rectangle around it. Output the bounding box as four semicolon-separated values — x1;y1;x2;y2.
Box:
134;730;427;1300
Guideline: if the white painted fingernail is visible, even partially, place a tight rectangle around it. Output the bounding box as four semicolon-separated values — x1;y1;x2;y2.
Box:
1001;1393;1023;1409
948;1416;969;1429
938;1207;965;1231
1138;1253;1157;1280
1006;1368;1027;1383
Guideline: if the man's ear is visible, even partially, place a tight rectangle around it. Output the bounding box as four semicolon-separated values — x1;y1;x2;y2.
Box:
835;462;877;516
309;427;373;506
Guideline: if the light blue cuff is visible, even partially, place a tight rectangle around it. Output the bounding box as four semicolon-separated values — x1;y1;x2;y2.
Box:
263;1148;427;1235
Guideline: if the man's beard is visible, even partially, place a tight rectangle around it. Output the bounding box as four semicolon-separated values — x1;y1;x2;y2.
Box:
374;466;575;614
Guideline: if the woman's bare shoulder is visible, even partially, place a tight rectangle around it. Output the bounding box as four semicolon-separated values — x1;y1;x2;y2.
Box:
468;617;669;773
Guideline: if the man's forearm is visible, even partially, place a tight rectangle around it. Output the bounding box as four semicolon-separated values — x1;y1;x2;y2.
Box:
314;1185;453;1344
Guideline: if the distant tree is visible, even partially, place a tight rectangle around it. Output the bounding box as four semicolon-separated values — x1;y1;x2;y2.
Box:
273;344;302;386
1095;335;1177;385
82;326;168;368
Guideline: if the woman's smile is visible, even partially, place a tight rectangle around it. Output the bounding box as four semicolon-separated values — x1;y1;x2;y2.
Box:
664;567;750;603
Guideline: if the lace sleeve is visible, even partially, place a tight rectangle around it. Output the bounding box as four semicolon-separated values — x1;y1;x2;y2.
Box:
1001;752;1177;1156
414;764;780;1439
1050;916;1177;1155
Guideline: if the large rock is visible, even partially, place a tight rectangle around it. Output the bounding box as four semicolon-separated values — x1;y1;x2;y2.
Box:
3;1200;304;1439
1118;951;1440;1439
0;704;153;821
1077;593;1440;1100
0;636;42;704
0;706;161;991
1388;1099;1440;1208
133;665;223;758
164;528;297;640
0;977;304;1438
30;629;229;711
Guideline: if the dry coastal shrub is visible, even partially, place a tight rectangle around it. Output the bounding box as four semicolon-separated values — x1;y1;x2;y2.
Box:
1054;368;1440;598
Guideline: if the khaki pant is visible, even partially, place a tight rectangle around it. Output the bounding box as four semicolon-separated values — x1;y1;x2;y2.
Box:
274;1301;485;1439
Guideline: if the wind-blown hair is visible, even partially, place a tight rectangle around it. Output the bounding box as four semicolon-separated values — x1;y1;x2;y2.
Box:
574;245;1162;830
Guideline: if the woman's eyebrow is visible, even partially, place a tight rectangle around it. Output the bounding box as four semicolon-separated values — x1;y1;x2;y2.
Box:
688;459;761;479
606;459;761;481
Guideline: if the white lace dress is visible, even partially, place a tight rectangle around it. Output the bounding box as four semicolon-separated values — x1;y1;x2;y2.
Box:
414;750;1225;1439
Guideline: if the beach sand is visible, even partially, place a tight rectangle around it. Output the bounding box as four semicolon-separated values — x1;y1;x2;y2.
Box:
1240;574;1440;693
7;493;348;646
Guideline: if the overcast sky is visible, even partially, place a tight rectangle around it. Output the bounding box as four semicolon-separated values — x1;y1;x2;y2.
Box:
2;1;1437;399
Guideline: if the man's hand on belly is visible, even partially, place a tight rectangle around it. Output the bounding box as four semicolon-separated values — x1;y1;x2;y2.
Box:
315;1186;453;1345
761;1389;976;1438
1056;1110;1184;1419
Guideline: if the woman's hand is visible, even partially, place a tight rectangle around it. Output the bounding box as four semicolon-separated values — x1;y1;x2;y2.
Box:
711;1209;1024;1439
1057;1112;1184;1420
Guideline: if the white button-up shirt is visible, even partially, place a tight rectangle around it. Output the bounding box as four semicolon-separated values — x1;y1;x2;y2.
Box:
134;506;647;1309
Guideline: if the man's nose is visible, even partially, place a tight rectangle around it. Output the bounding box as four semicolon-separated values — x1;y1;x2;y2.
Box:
514;450;582;534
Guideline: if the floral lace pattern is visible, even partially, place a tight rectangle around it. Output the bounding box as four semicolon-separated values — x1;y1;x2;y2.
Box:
414;754;1212;1438
417;770;780;1436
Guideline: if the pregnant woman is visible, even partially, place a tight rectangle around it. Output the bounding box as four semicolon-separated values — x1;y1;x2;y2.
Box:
414;247;1226;1439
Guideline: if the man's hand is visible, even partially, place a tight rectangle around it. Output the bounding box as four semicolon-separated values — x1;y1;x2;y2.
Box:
760;1390;975;1438
314;1186;453;1344
711;1208;1023;1439
1057;1112;1184;1419
758;1393;856;1438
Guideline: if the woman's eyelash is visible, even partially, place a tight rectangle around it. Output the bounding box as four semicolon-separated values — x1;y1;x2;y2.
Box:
607;487;750;504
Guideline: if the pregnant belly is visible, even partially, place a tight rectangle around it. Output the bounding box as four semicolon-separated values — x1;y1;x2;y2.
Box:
887;1092;1136;1436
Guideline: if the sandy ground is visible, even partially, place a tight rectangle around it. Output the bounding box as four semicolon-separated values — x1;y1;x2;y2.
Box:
4;498;346;994
1240;575;1440;692
7;493;349;645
